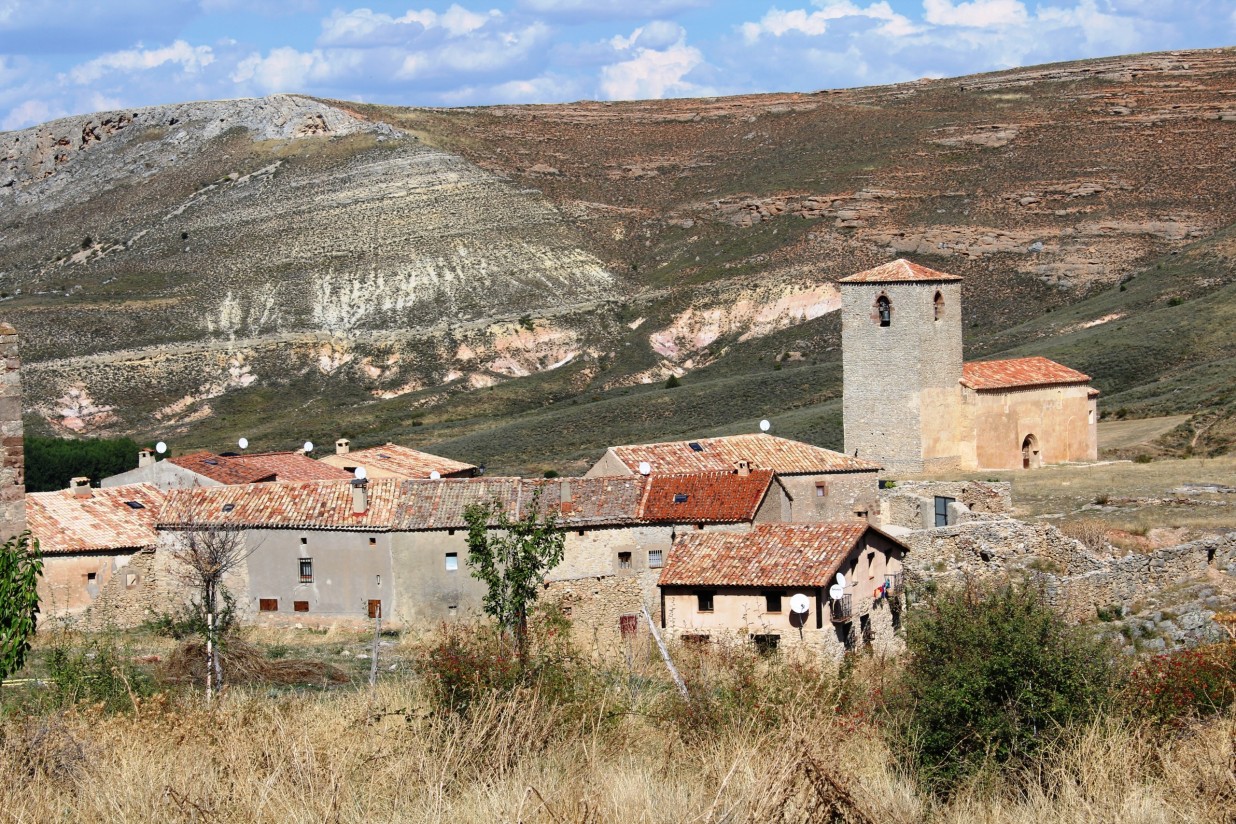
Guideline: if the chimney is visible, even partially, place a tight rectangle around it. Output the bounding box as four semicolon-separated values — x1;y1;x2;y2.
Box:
70;476;92;498
734;460;751;477
351;478;369;514
138;449;155;468
336;438;350;456
559;479;573;514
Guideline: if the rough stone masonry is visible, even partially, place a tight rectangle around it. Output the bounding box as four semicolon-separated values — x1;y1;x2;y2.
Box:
0;323;25;543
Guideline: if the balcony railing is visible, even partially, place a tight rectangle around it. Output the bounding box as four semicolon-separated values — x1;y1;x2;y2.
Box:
885;572;904;597
830;594;852;624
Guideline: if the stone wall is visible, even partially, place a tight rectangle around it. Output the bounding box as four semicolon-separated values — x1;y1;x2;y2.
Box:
543;574;652;658
780;471;880;522
0;324;24;544
966;384;1098;469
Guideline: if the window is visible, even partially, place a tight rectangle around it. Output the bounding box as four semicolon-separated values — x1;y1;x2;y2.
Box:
445;552;458;571
673;493;689;503
764;592;783;613
294;600;309;613
751;634;780;656
448;529;455;536
876;295;891;327
300;537;308;545
647;549;663;568
619;614;638;637
368;600;382;619
86;572;97;583
369;536;377;546
299;558;313;583
934;496;955;527
682;634;710;645
696;591;714;612
868;552;876;579
259;598;278;612
577;529;585;536
124;500;145;510
618;551;632;569
221;503;235;513
933;291;944;321
688;441;703;452
126;573;137;588
448;605;458;618
815;482;827;498
694;523;704;531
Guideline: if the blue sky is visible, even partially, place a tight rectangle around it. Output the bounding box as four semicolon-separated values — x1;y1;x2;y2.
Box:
1;0;1233;130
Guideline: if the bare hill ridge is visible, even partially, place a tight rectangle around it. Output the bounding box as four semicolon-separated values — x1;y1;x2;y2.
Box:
3;49;1236;467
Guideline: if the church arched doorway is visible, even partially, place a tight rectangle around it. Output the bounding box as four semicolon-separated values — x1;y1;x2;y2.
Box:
1021;434;1041;469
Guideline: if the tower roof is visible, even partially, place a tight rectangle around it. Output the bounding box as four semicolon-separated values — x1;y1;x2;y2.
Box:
838;259;963;284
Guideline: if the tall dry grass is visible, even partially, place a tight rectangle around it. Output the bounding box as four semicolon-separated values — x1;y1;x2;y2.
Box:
2;642;1233;824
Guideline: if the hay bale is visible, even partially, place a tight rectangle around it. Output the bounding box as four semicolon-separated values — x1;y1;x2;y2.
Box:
162;640;350;687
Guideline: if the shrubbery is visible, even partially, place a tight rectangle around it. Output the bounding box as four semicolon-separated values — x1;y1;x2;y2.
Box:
24;436;141;492
1125;642;1236;726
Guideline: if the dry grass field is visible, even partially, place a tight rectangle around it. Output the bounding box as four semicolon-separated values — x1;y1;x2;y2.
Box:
2;622;1233;824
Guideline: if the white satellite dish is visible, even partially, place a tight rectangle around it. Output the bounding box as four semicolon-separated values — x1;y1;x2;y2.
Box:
354;466;367;480
429;470;441;480
303;441;314;453
829;583;845;600
789;593;810;614
238;437;249;450
155;441;167;454
759;419;770;432
835;571;847;587
638;461;651;476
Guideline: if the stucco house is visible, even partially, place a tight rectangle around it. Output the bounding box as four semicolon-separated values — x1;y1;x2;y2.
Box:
658;522;909;657
103;448;352;489
585;433;881;522
840;258;1098;473
318;439;478;479
27;478;165;624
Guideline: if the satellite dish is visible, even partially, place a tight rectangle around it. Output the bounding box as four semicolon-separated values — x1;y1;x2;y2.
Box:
303;441;314;453
638;461;651;476
829;583;845;600
789;593;810;614
238;437;249;450
759;419;770;432
354;466;367;480
155;441;167;454
835;572;847;587
429;470;441;480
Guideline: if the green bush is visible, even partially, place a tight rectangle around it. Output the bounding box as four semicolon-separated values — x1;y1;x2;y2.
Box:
46;635;152;712
664;375;681;389
900;582;1115;792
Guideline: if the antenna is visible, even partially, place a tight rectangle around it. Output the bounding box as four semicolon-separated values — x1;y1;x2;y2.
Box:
638;461;651;476
303;441;314;454
238;437;249;450
835;571;846;587
354;466;367;480
155;441;167;455
789;593;810;614
759;419;770;432
429;470;441;480
829;583;845;601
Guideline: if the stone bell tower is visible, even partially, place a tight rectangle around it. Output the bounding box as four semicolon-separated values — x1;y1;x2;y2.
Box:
839;259;964;475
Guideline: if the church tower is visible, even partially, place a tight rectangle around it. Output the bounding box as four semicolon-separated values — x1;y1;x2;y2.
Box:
839;259;964;475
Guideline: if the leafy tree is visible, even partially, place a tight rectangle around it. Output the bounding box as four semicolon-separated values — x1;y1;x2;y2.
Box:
902;581;1114;792
463;490;565;659
24;436;141;492
0;532;43;689
664;375;681;389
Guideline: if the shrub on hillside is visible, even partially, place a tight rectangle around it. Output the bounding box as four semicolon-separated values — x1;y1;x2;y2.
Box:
1124;642;1236;726
899;581;1115;792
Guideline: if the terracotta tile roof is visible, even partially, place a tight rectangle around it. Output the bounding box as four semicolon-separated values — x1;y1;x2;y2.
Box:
27;484;164;554
608;434;878;475
838;258;963;284
658;522;872;587
158;478;405;531
638;470;774;523
961;356;1091;391
169;451;274;484
398;478;523;528
326;443;477;479
237;452;353;482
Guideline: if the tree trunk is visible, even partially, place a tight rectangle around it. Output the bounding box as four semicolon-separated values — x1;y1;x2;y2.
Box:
205;583;214;703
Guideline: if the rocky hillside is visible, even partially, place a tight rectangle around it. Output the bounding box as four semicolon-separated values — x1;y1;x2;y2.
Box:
3;49;1236;469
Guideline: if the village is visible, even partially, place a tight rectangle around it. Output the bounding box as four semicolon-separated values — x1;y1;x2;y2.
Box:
13;259;1231;659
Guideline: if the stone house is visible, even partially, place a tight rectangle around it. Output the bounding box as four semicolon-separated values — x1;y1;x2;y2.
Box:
318;439;478;479
840;259;1098;473
26;479;165;623
585;433;881;522
658;522;909;657
104;448;352;489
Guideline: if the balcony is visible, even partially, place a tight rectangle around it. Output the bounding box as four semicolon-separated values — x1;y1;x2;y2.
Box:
830;594;852;624
885;572;904;597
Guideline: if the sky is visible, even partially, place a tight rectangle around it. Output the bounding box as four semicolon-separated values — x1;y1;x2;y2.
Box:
1;0;1233;131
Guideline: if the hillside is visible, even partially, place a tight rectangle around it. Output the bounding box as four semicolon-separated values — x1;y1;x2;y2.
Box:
2;48;1236;471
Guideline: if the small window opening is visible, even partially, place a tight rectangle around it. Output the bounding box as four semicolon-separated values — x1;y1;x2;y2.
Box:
751;634;780;656
126;573;137;588
618;551;632;569
369;536;377;546
933;291;944;321
448;605;458;617
815;482;827;498
221;503;235;513
868;552;876;579
124;500;145;509
445;552;458;571
577;529;586;536
448;529;455;536
300;537;307;545
259;598;278;612
299;558;313;583
694;523;704;531
673;493;689;504
696;591;714;612
764;592;782;613
876;295;891;327
294;600;309;613
86;571;97;583
688;442;703;452
647;548;663;568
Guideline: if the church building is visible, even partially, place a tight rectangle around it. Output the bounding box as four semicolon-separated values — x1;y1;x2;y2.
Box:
840;259;1098;474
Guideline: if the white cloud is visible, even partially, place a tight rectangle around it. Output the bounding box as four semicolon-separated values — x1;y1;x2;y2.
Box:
2;98;68;131
68;40;215;84
739;1;919;43
599;25;709;100
319;4;498;47
517;0;707;19
922;0;1028;28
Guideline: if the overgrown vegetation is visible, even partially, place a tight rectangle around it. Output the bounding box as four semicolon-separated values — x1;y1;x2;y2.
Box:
0;532;42;690
24;436;141;492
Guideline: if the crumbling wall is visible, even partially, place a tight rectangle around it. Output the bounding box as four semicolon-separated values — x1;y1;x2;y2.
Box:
0;324;24;543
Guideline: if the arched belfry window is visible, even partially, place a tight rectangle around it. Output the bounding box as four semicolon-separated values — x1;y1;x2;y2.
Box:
934;291;944;322
876;295;891;327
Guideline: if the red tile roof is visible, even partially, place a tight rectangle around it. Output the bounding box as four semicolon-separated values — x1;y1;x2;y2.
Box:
328;443;476;479
27;484;164;554
608;434;878;475
961;356;1091;391
168;451;350;485
659;523;874;587
169;451;274;484
838;259;963;284
158;478;405;531
638;470;774;523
